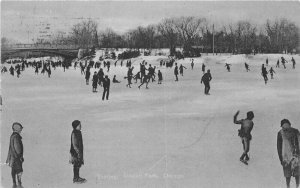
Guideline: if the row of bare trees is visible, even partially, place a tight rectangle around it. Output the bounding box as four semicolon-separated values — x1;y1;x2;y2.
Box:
47;17;299;54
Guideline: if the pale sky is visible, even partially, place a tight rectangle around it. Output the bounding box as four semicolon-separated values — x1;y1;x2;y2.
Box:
1;1;300;43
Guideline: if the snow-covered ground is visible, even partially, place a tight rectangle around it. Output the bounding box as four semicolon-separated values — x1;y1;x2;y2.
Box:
1;54;300;188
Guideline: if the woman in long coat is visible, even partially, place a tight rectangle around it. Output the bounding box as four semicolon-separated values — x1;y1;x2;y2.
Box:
277;119;300;188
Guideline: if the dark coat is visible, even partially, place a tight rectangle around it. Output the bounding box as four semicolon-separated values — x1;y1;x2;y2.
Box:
201;72;212;84
277;127;300;177
103;78;111;89
70;130;84;166
6;132;23;172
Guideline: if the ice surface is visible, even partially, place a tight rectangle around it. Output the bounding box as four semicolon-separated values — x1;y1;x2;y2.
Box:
1;54;300;188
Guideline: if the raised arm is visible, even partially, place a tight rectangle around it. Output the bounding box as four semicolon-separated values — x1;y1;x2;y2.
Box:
233;110;242;124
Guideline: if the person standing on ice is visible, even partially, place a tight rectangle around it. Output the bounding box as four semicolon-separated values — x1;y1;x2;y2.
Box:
269;67;276;79
281;57;288;69
201;69;212;95
126;66;134;88
233;110;254;165
276;59;280;68
292;57;296;69
225;63;231;72
158;70;163;84
179;64;187;76
191;59;194;70
92;72;98;92
9;66;15;76
266;58;269;66
97;68;104;87
102;75;110;100
70;120;86;184
277;119;300;188
202;63;206;73
244;62;250;72
174;63;179;81
85;66;91;85
261;64;268;84
6;122;24;188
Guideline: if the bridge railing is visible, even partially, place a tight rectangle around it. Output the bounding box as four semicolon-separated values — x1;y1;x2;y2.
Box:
2;44;81;50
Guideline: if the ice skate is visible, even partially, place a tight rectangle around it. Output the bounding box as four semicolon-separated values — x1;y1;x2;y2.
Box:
240;158;248;165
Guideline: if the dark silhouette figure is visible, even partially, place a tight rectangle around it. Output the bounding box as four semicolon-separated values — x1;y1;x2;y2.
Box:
85;67;91;85
70;120;86;184
113;75;121;83
92;72;98;92
292;57;296;69
201;69;212;95
138;73;150;89
225;63;231;72
281;57;288;69
158;70;163;84
234;111;254;165
269;67;276;79
179;64;187;76
191;59;194;70
126;67;134;88
102;75;110;100
276;59;280;68
7;122;24;187
202;63;206;73
245;62;250;72
261;64;268;84
174;63;179;81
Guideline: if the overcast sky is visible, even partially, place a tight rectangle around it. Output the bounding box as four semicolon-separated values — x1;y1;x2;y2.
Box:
1;1;300;43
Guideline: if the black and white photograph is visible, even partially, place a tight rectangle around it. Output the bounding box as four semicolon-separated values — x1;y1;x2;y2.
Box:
1;1;300;188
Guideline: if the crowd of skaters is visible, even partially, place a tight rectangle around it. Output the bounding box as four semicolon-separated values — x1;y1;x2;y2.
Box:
2;53;299;188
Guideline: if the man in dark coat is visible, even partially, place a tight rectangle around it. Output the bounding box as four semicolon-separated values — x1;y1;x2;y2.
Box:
201;69;212;95
174;63;179;81
6;122;24;187
92;72;98;92
102;75;110;100
234;111;254;165
158;70;163;84
85;66;91;85
70;120;86;184
277;119;300;188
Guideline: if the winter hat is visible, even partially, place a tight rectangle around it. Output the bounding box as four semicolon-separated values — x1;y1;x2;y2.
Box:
281;119;291;127
12;122;23;132
247;111;254;120
72;120;81;129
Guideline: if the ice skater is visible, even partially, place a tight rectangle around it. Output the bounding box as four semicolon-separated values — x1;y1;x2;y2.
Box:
277;119;300;188
126;66;134;88
269;67;276;79
9;66;15;76
92;72;98;92
276;59;280;68
179;64;187;76
261;64;268;84
292;57;296;69
158;70;163;84
174;63;179;81
225;63;231;72
191;59;194;70
97;68;104;87
202;63;206;73
102;75;110;100
201;69;212;95
85;66;91;85
266;58;269;66
138;73;150;89
6;122;24;188
70;120;86;184
233;110;254;165
245;62;250;72
281;57;288;69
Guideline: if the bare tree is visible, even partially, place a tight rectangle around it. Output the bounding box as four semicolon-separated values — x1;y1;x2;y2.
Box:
174;16;206;54
70;19;98;49
157;18;178;55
